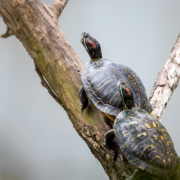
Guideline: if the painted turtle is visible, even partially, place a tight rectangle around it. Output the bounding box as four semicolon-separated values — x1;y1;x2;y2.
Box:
104;80;179;180
79;32;152;121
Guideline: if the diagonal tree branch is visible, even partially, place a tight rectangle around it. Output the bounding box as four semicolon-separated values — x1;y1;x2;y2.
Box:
35;65;63;107
0;0;179;179
149;34;180;120
0;0;129;179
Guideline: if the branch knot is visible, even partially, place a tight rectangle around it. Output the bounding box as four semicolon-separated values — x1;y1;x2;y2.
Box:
1;26;14;38
50;0;69;20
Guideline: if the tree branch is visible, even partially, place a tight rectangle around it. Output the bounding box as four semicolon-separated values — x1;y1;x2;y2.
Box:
35;65;63;107
149;34;180;120
1;26;14;38
0;0;179;179
50;0;69;20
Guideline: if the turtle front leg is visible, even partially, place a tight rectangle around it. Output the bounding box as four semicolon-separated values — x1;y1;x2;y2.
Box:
79;85;88;113
104;129;115;146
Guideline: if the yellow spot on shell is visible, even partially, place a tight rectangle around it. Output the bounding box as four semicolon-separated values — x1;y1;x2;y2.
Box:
153;135;158;140
135;125;144;129
128;75;132;78
95;101;101;106
131;132;146;141
140;145;154;156
125;142;128;148
127;121;138;125
152;122;157;127
160;136;164;140
110;91;119;104
167;141;172;145
163;159;166;168
123;131;131;137
170;154;173;157
145;123;151;128
97;76;112;87
150;155;160;163
168;158;170;163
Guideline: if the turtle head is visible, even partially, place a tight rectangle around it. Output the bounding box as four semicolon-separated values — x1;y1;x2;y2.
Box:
80;32;102;60
117;80;134;110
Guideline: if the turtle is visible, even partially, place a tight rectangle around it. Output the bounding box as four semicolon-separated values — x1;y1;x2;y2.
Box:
79;32;152;121
104;79;179;180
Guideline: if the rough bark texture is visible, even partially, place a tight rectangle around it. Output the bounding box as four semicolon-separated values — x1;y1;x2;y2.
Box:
0;0;179;180
149;34;180;120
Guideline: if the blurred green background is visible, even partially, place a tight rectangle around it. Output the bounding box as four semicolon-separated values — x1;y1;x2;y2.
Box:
0;1;180;180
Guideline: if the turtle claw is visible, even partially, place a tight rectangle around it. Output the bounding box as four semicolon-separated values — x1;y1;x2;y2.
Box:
104;129;115;147
81;105;84;114
103;139;107;146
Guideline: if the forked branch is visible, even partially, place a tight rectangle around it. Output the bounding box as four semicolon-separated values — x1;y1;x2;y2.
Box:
1;26;14;38
0;0;180;179
149;34;180;120
50;0;69;19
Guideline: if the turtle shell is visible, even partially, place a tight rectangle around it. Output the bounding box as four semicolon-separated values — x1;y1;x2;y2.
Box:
114;107;179;177
82;58;152;120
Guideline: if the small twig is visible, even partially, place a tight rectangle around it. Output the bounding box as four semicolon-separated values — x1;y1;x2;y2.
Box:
50;0;69;19
35;65;63;106
1;26;14;38
149;33;180;120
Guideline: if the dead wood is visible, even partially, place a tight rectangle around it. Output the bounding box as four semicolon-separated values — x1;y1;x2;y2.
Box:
0;0;179;180
149;34;180;120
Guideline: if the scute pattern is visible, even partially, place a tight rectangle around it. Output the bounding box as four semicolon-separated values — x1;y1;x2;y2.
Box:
82;58;152;120
114;107;179;177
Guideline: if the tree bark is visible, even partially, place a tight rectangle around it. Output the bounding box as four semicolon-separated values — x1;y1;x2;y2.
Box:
0;0;179;180
149;34;180;120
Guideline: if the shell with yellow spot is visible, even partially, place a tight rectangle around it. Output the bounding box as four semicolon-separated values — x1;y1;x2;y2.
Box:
81;58;152;120
114;107;179;178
